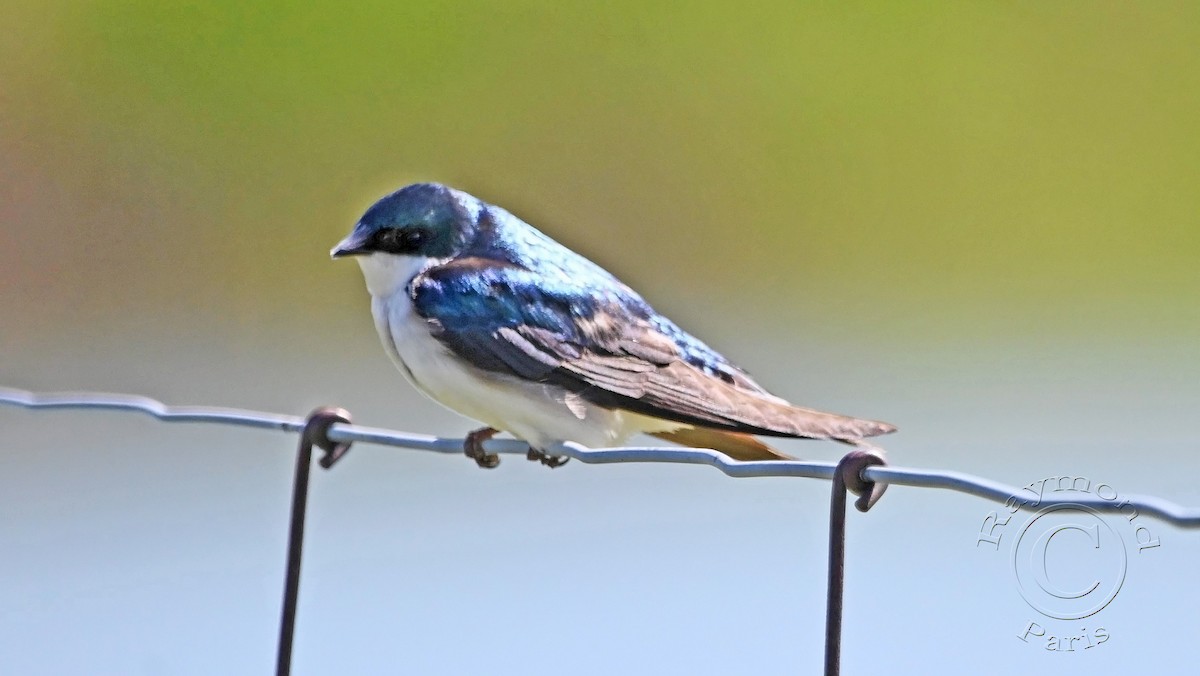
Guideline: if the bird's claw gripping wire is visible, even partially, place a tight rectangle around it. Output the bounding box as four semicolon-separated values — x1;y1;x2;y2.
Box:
527;448;570;468
464;427;502;469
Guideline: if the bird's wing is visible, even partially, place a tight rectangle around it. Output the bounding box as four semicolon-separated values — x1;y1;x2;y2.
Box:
410;258;895;441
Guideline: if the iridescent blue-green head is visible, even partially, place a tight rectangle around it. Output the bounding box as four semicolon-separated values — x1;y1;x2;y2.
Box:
331;183;482;261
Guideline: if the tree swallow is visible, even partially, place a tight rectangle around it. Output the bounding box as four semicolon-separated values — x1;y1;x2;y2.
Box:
332;183;895;468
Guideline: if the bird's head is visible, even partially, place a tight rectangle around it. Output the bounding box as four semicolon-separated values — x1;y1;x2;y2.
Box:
332;183;481;295
332;182;480;260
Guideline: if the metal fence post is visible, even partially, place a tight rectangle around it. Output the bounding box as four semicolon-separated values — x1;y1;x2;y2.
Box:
277;408;353;676
825;449;888;676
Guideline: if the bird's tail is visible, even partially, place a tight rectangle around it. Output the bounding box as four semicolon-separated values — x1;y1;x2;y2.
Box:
651;428;793;461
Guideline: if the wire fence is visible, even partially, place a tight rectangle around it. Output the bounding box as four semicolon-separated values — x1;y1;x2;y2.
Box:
3;384;1199;676
3;385;1197;526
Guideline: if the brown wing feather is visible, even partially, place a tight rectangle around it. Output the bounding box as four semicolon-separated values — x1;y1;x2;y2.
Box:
544;331;896;442
626;359;894;441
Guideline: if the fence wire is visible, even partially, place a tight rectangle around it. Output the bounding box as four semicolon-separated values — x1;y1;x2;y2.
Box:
2;385;1197;527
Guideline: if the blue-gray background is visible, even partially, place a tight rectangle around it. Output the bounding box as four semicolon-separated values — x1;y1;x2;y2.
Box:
2;3;1198;674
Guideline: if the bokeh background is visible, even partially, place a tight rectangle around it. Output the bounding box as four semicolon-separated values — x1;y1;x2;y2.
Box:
3;2;1198;674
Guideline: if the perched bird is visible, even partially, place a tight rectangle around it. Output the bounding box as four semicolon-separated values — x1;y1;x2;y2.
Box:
332;183;895;468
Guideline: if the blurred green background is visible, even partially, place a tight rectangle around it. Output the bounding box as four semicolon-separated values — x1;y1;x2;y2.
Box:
2;2;1198;675
6;1;1198;344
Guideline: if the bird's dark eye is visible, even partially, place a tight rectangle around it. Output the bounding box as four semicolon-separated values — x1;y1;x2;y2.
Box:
374;227;428;254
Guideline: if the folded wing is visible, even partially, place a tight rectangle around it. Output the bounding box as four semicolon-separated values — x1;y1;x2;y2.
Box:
411;258;896;442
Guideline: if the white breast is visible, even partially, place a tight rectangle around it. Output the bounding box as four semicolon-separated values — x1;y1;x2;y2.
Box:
355;253;681;450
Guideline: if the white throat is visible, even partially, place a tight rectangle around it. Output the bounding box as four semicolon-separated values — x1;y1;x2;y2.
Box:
354;253;439;298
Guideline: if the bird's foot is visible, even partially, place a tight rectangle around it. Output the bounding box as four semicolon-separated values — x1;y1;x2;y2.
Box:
464;427;501;469
526;448;570;468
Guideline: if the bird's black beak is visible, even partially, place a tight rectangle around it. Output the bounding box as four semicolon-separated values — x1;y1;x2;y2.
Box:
330;228;371;259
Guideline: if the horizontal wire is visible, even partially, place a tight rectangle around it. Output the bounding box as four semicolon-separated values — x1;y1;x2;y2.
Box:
2;385;1197;527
